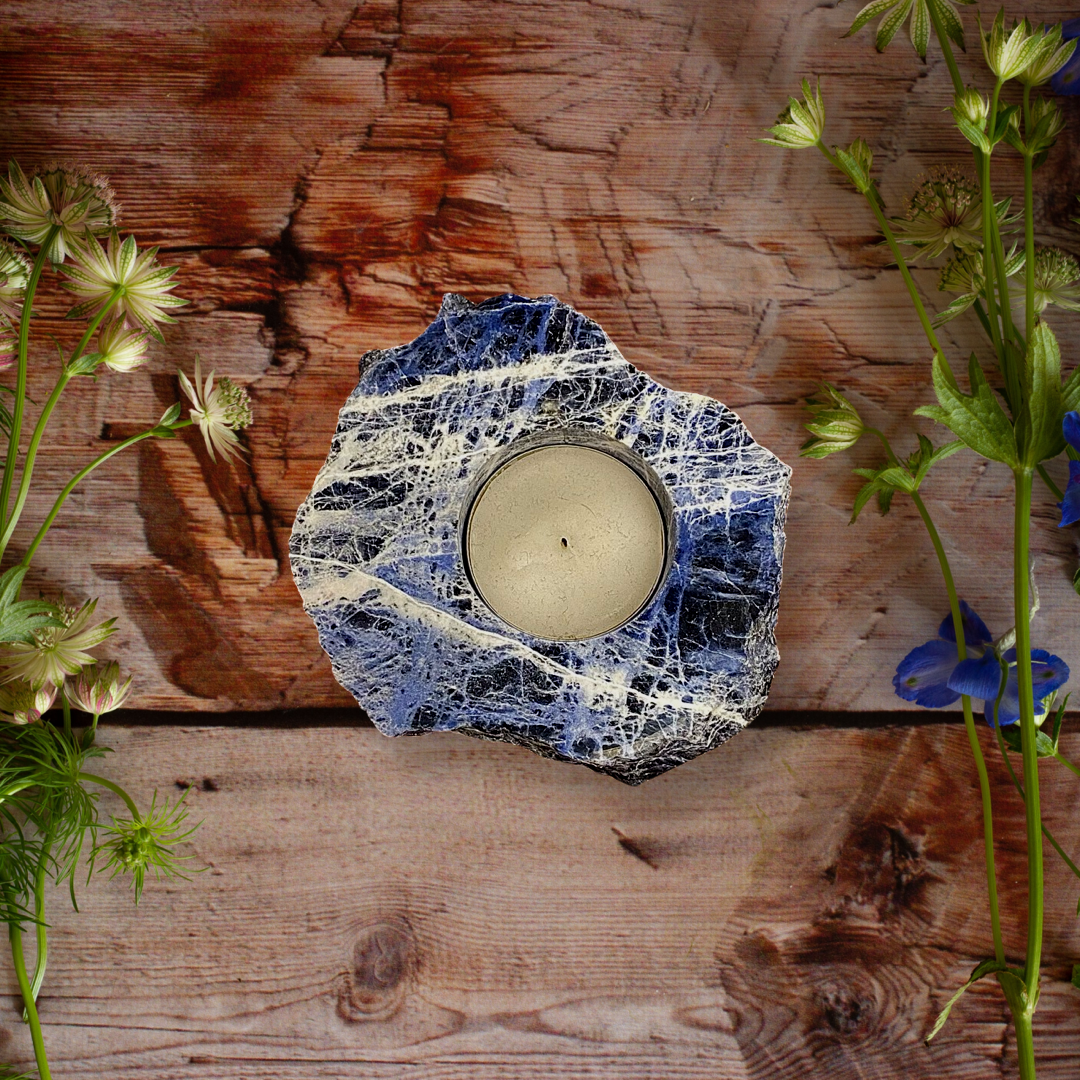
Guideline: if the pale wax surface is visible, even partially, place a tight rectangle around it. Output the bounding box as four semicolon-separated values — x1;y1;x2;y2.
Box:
466;445;666;640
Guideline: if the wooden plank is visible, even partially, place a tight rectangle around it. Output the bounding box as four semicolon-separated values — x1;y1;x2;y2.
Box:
1;723;1079;1077
0;1;1079;709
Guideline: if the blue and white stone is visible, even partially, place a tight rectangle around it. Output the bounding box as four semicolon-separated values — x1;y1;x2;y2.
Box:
290;294;791;784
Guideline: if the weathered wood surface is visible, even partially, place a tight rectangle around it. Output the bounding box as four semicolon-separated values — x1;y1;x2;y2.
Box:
2;0;1080;712
0;723;1076;1077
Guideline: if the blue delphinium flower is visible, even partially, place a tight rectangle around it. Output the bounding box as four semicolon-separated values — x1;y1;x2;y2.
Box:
1058;411;1080;527
893;601;992;708
894;602;1070;725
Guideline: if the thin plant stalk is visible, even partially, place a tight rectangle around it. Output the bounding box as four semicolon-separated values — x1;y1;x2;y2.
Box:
1022;86;1037;343
0;227;59;531
912;490;1005;964
5;889;50;1080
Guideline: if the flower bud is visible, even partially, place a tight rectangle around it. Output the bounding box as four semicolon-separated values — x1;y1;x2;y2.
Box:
953;87;988;127
0;680;57;725
1018;23;1078;87
801;383;866;459
980;11;1043;82
66;660;132;715
762;78;825;149
0;240;30;323
94;318;149;373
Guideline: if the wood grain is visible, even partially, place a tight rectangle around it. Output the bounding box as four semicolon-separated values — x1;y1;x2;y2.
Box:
0;722;1077;1077
1;0;1080;711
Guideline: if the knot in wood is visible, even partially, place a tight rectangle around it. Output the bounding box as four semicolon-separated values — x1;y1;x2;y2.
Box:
337;919;416;1021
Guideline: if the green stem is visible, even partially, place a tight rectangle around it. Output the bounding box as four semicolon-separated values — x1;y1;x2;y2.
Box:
0;229;58;532
61;691;70;742
18;421;190;568
25;840;50;1018
925;2;965;95
912;490;1005;964
979;131;1007;379
1015;1011;1037;1080
816;143;945;357
78;772;139;818
84;710;101;749
972;298;995;345
5;889;51;1080
1022;86;1036;344
1036;464;1063;501
1049;746;1080;780
1014;469;1043;1005
995;726;1080;880
986;82;1018;357
0;295;121;560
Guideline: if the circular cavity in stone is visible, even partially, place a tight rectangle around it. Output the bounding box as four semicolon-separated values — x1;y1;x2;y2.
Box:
463;441;668;640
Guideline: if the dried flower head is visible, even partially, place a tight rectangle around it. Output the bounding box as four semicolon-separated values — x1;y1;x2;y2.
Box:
762;79;825;149
1018;21;1078;87
0;597;116;689
0;161;116;265
0;319;17;373
0;241;31;323
801;383;866;458
0;679;57;725
63;231;186;343
891;167;1014;260
92;318;150;374
1009;247;1080;314
66;660;132;716
179;356;253;463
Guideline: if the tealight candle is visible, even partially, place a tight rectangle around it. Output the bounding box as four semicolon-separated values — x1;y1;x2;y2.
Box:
463;437;670;640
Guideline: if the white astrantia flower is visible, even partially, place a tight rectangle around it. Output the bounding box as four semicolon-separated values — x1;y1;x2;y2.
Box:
0;598;116;689
935;246;1024;327
0;240;31;322
1018;23;1078;87
179;355;253;463
980;11;1043;82
1009;247;1080;314
0;161;116;265
93;318;150;373
66;660;132;716
891;167;1016;261
0;680;57;725
62;231;186;342
0;319;17;372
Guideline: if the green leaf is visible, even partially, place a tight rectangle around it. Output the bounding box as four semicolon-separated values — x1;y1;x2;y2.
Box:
877;465;917;492
1052;692;1069;749
915;353;1018;466
1073;564;1080;597
0;566;62;645
954;113;991;153
1019;322;1065;466
1072;964;1080;990
999;723;1057;758
909;0;930;57
876;0;913;50
929;0;965;48
927;959;1009;1043
158;402;182;427
845;0;899;37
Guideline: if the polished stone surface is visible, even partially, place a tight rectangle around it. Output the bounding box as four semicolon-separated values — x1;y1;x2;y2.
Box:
290;294;791;784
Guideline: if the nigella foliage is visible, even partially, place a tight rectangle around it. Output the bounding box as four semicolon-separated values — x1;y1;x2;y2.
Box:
769;3;1080;1069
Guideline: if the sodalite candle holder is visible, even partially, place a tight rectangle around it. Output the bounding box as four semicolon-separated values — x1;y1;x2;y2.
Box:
290;294;791;784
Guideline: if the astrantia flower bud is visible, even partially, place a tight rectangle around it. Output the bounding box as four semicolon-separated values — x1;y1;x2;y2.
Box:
1018;22;1078;87
66;660;132;715
1026;96;1066;154
0;161;117;265
953;86;989;127
0;320;17;372
980;11;1043;82
94;318;149;373
762;79;825;149
0;679;57;725
834;137;875;194
801;383;866;459
0;240;31;322
178;356;254;462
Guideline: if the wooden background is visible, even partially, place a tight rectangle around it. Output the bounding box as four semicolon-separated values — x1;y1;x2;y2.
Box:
2;0;1080;1076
